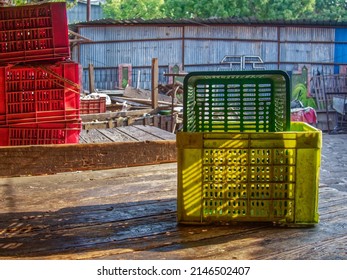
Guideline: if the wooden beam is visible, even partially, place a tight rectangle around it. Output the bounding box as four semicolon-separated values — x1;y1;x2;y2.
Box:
88;64;95;93
0;141;177;177
87;0;91;21
68;30;93;42
151;58;159;109
115;96;177;106
80;108;155;122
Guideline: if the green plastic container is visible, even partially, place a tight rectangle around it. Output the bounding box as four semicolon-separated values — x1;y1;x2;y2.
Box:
183;70;291;132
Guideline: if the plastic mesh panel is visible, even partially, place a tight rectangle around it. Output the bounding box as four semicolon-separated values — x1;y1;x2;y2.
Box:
202;147;296;221
184;71;290;132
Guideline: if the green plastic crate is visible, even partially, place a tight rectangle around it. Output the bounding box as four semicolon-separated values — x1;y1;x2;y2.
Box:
177;122;321;226
183;70;291;132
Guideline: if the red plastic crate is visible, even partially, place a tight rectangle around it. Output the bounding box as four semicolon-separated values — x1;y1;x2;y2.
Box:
0;2;70;63
0;121;81;146
80;97;106;114
0;109;80;126
0;61;81;124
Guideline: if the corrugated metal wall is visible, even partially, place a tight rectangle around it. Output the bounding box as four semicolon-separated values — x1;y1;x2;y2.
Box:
67;3;104;24
74;24;340;91
80;26;182;41
80;41;182;67
334;28;347;73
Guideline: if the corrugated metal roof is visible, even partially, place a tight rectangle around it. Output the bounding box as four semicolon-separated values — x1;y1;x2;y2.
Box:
70;17;347;31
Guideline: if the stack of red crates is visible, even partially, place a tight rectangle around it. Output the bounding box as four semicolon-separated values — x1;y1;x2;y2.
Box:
0;2;81;146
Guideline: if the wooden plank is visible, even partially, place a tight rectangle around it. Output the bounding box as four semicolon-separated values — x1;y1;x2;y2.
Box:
0;141;177;177
80;108;154;123
133;125;176;140
79;129;113;143
88;63;95;93
151;58;159;109
116;126;162;141
0;163;177;213
78;135;88;144
153;115;160;127
96;128;136;142
80;125;175;143
160;115;167;130
1;191;345;260
124;86;173;103
0;177;346;260
116;96;174;106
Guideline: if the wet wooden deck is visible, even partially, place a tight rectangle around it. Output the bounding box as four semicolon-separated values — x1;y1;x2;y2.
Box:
0;133;346;260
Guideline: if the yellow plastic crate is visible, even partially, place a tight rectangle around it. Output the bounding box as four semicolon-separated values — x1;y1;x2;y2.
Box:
177;122;322;226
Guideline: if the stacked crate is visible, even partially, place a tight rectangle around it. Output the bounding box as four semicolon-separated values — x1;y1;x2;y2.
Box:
80;97;107;114
0;2;70;63
177;71;322;226
0;2;81;146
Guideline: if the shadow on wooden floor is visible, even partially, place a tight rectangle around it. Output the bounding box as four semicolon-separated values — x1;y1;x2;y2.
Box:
1;193;345;260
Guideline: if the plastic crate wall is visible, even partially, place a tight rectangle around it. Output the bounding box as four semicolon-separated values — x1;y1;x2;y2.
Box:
0;121;81;146
177;122;321;226
0;2;70;63
183;71;290;132
80;97;106;114
0;61;81;125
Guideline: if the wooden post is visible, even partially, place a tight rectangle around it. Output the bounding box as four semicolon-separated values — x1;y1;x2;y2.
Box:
87;0;91;21
171;86;179;132
151;58;159;109
88;63;95;93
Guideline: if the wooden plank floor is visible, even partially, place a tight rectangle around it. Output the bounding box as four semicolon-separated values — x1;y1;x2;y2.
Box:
0;133;346;260
79;125;176;143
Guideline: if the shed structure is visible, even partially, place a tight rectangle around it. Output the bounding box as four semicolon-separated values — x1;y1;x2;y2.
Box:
70;18;347;92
